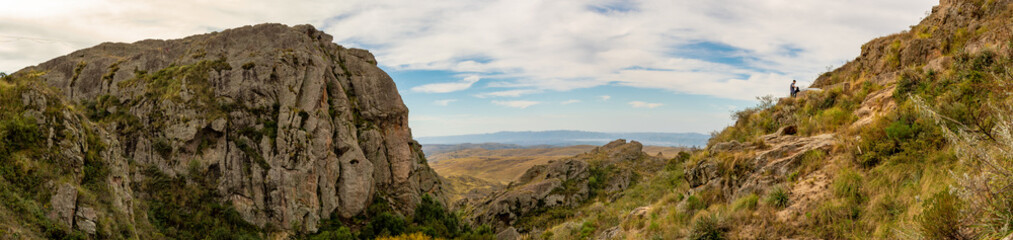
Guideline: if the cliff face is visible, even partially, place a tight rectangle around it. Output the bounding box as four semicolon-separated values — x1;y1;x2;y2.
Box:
17;23;444;234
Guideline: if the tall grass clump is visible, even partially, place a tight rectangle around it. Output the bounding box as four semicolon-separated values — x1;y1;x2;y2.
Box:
688;211;728;240
764;186;790;209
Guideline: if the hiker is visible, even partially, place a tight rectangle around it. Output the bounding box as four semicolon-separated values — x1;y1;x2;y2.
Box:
790;80;799;97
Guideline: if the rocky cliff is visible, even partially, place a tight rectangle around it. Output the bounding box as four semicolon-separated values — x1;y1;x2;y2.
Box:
8;23;444;237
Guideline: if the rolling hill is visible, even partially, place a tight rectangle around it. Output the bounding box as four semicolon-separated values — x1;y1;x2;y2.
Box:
416;130;709;147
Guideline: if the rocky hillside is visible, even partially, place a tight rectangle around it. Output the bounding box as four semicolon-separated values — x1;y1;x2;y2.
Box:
461;140;668;233
432;144;687;206
1;24;452;239
520;0;1013;239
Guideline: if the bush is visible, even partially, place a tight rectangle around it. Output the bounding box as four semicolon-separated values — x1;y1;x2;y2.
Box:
732;194;759;211
411;194;460;237
809;201;862;239
578;221;596;239
685;194;706;211
918;191;968;239
310;227;354;240
764;186;790;209
141;167;262;239
375;232;434;240
688;212;728;240
152;138;172;159
832;170;864;204
0;116;43;153
360;212;407;239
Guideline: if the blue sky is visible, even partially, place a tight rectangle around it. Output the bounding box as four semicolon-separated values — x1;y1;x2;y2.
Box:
1;0;938;137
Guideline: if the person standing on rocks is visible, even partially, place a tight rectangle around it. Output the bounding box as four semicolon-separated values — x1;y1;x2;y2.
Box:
790;80;799;97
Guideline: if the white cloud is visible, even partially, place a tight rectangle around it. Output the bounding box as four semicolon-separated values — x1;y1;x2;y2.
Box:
492;100;540;109
474;89;540;98
629;101;663;109
433;99;457;106
0;0;937;101
561;99;581;105
599;95;612;101
411;75;480;93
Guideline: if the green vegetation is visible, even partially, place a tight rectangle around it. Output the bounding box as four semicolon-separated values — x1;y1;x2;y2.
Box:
731;194;758;211
917;191;967;239
119;58;232;120
82;95;142;137
140;166;263;239
764;186;789;209
304;194;494;240
0;72;108;239
688;212;728;240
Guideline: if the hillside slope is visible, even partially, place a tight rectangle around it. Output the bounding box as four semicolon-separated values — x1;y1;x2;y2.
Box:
431;145;688;205
514;0;1013;239
463;140;670;233
0;24;462;239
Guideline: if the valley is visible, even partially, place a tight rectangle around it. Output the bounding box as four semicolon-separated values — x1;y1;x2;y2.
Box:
429;144;688;203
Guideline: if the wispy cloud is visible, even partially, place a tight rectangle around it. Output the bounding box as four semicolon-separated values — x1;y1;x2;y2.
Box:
561;99;581;105
434;99;457;106
474;89;540;98
492;100;540;109
411;75;480;93
599;95;612;101
0;1;934;101
629;101;663;109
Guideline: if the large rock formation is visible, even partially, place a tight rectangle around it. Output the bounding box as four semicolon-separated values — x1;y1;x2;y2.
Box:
18;23;444;233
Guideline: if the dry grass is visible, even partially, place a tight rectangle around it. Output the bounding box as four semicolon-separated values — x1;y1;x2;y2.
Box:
432;145;687;203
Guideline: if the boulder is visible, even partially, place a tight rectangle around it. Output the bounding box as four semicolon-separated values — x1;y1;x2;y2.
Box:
75;207;98;234
496;227;520;240
47;183;78;228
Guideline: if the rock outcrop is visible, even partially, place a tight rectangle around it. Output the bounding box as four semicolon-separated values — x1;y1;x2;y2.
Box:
468;140;661;231
18;23;444;233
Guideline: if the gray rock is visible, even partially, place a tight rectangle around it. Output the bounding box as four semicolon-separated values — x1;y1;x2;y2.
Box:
48;183;78;228
496;227;520;240
19;23;445;233
74;207;98;234
597;226;622;240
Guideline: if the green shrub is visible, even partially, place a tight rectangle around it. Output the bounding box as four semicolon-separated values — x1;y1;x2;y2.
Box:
141;167;262;239
688;212;728;240
359;212;407;239
765;186;790;209
685;194;706;211
152;138;172;159
578;221;596;239
732;194;759;211
832;170;864;204
82;128;109;187
310;227;354;240
0;116;43;152
411;194;460;237
918;191;967;240
810;201;862;239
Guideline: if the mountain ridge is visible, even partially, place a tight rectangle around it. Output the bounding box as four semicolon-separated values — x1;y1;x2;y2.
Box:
417;130;709;147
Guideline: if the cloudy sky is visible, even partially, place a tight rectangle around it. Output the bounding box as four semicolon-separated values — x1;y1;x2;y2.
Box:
2;0;937;137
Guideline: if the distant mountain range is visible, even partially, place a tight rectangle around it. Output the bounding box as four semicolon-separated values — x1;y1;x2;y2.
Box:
416;130;709;148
